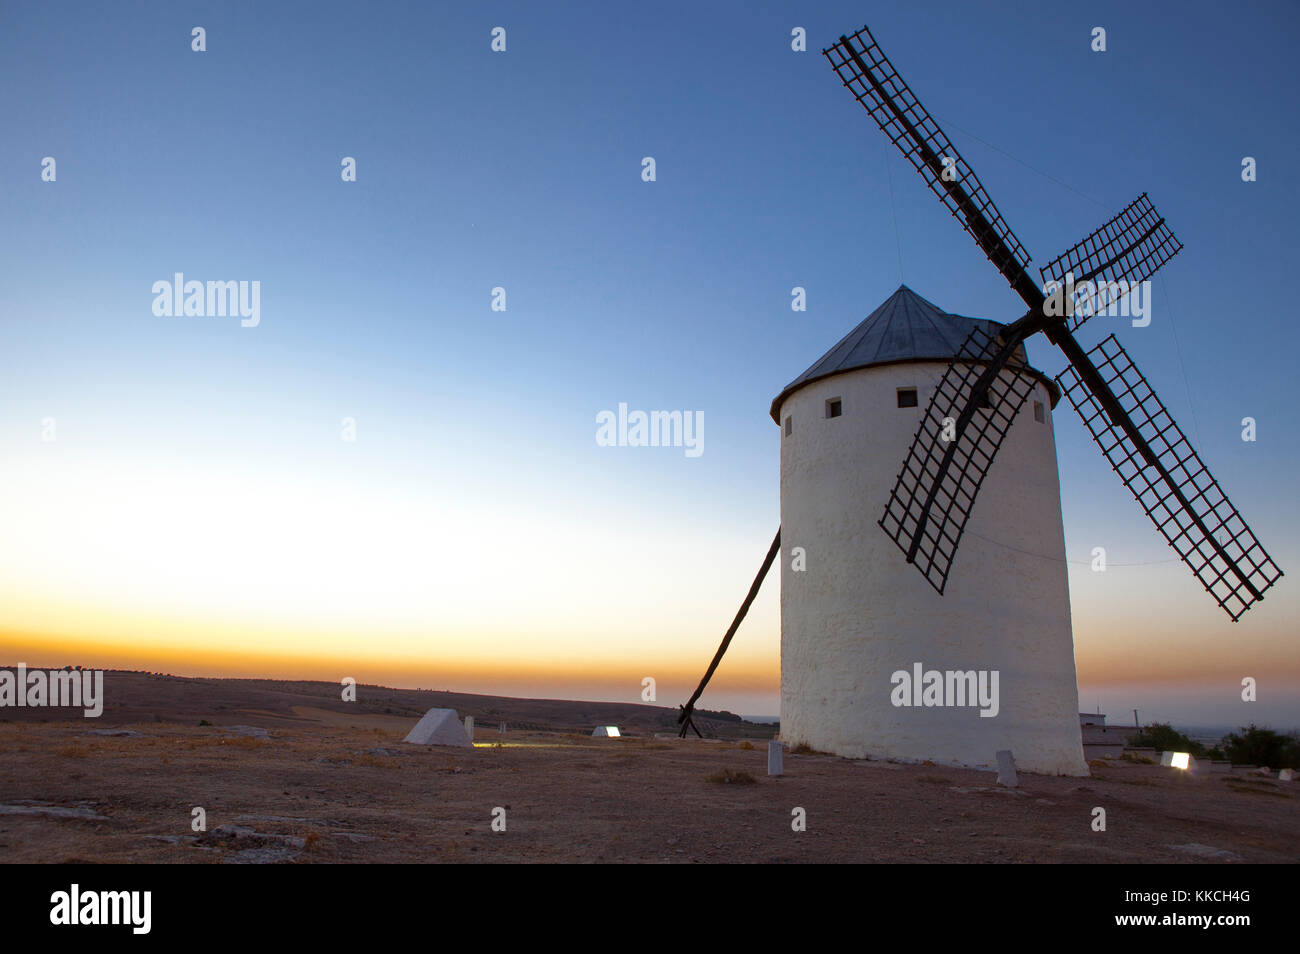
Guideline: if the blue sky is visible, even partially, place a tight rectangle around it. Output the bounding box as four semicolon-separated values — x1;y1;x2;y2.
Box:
1;1;1297;728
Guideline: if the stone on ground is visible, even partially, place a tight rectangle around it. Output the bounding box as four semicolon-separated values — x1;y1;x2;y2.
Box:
403;708;473;747
767;740;784;776
996;750;1018;788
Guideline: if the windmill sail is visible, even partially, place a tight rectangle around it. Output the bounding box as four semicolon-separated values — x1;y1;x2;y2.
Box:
825;20;1280;618
1057;335;1282;620
1039;194;1184;333
824;27;1042;309
879;326;1039;593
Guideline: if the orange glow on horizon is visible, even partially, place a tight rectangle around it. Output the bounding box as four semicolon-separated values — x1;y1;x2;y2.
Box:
0;623;780;701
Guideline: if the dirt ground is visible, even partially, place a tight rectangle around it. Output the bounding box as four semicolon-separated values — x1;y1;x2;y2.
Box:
2;711;1296;863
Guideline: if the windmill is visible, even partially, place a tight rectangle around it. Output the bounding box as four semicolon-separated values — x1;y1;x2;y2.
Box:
678;24;1282;764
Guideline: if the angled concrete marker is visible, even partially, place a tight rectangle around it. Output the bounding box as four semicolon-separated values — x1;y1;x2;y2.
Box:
767;740;784;776
1280;769;1294;782
403;708;473;748
463;716;474;741
996;750;1018;788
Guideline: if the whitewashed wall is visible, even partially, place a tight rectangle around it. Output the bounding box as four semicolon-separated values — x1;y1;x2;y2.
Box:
777;361;1089;776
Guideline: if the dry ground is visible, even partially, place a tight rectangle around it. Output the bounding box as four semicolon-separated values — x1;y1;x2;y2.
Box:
2;712;1296;863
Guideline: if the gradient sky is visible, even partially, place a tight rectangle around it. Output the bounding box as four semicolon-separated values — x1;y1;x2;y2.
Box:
2;1;1297;728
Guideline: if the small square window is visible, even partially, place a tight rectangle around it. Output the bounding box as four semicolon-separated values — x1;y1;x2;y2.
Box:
784;416;793;436
1033;401;1045;423
979;392;995;410
897;388;918;408
825;398;842;419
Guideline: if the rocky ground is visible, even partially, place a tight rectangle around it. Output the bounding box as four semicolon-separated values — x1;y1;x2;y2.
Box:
2;704;1296;863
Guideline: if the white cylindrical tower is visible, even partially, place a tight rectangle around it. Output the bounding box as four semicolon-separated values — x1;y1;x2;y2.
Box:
772;286;1088;776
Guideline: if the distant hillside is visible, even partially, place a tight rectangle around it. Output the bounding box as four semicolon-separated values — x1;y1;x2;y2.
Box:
0;668;778;739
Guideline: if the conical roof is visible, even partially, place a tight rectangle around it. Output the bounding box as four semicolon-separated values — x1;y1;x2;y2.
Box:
769;285;1056;422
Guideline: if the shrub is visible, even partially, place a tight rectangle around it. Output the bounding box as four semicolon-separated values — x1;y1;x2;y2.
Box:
1129;722;1206;758
1221;725;1300;770
789;742;834;756
705;768;756;785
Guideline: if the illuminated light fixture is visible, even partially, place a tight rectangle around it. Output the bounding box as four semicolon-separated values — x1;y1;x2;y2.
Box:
1170;752;1190;770
592;726;621;737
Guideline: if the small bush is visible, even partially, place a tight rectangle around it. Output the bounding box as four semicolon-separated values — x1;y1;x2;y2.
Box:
198;720;212;726
1130;723;1205;758
789;742;832;756
736;740;754;751
705;768;757;785
1221;725;1300;771
1121;752;1156;764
